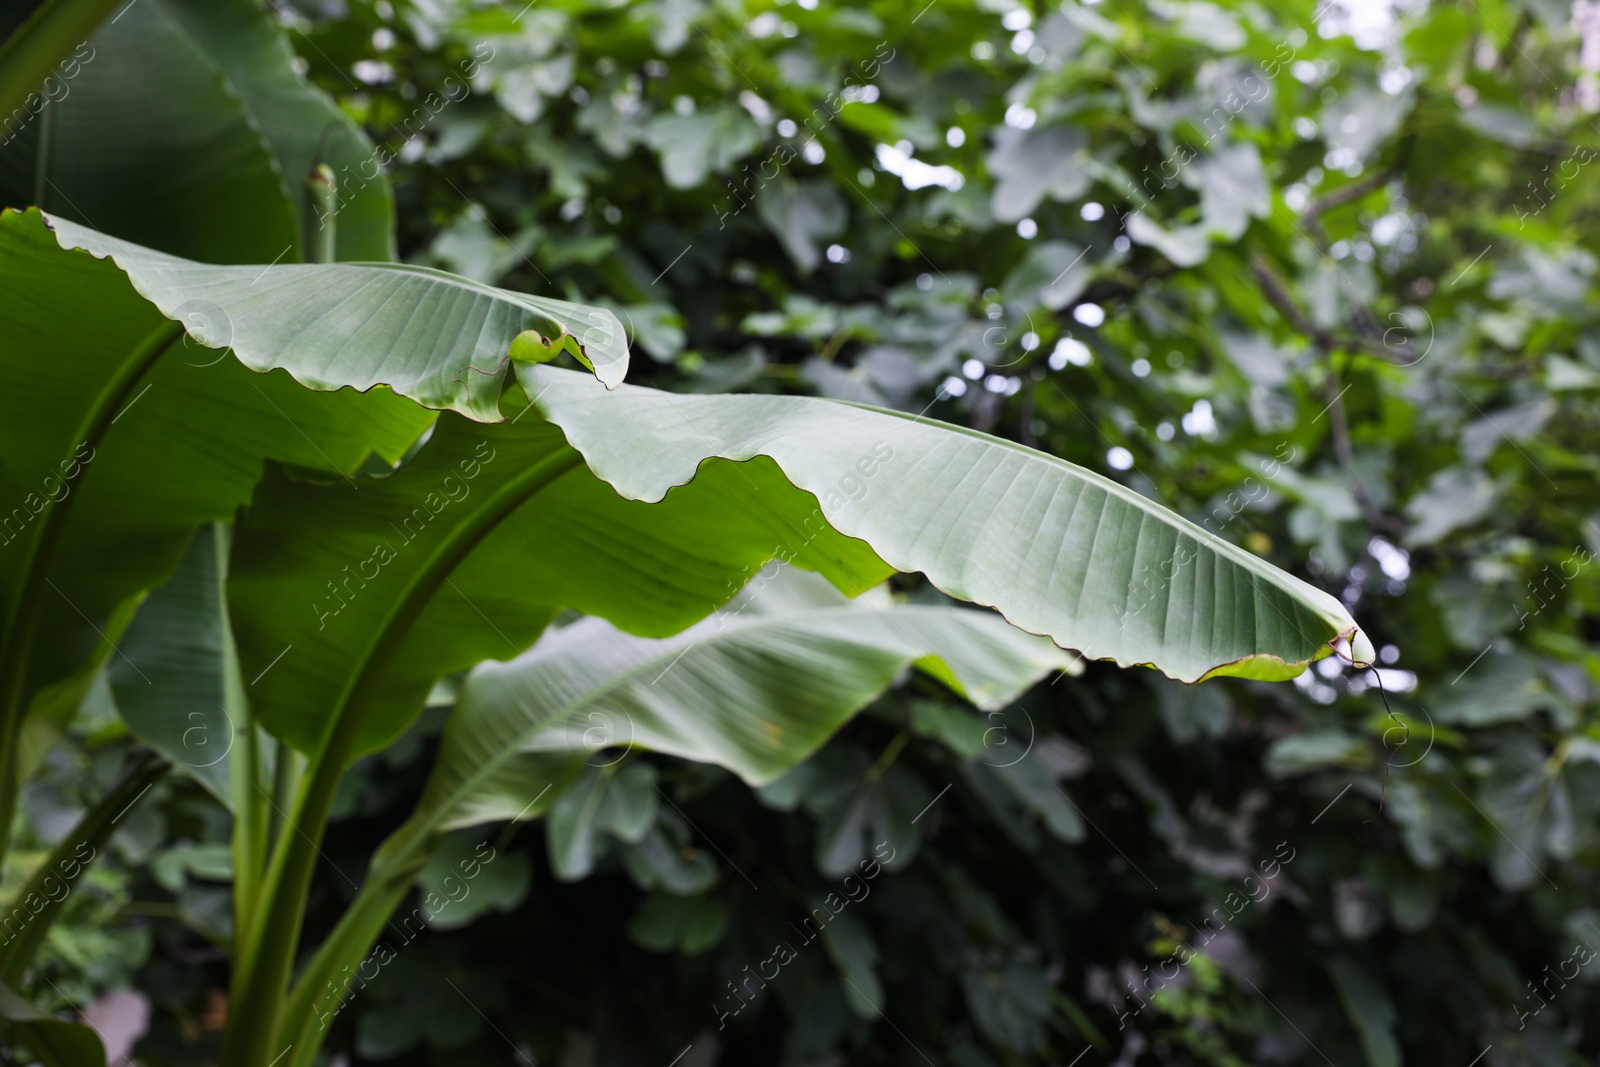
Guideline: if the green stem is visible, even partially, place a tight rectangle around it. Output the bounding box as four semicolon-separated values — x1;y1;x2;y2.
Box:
304;163;337;265
0;318;184;877
231;719;265;943
279;759;549;1067
219;446;584;1067
0;752;166;981
0;0;122;133
267;738;297;851
224;522;270;946
277;863;418;1067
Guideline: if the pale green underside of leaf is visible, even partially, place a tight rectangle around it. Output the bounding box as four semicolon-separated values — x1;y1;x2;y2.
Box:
0;208;428;709
521;365;1371;683
40;211;628;420
414;568;1076;839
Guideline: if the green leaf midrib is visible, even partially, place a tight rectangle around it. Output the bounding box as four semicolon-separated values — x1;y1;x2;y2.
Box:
109;250;575;329
0;317;185;705
825;394;1339;616
312;445;588;767
221;443;586;1067
0;317;185;871
280;603;962;1060
391;602;960;868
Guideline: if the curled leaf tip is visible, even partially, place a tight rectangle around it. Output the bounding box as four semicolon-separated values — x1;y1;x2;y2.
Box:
509;309;630;391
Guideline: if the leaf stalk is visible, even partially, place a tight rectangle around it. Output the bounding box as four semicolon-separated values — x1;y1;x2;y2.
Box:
219;445;584;1067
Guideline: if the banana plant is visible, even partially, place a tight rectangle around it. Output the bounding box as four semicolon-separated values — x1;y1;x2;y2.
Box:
0;201;623;1057
0;0;626;1017
0;204;1370;1066
0;200;623;847
0;217;1363;1066
0;0;429;1057
113;544;1083;1066
0;6;1371;1060
0;0;418;897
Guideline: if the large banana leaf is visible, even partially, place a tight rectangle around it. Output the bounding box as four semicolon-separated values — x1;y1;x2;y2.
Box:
521;363;1370;683
0;0;391;262
0;208;429;720
227;357;1364;1067
223;335;1360;767
414;566;1076;834
40;211;629;417
276;569;1072;1067
228;411;885;762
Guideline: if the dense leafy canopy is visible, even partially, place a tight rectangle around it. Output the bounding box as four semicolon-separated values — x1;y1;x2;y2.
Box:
251;0;1600;1063
6;0;1600;1065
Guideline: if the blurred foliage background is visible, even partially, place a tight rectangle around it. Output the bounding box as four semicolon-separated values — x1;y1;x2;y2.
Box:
25;0;1600;1063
